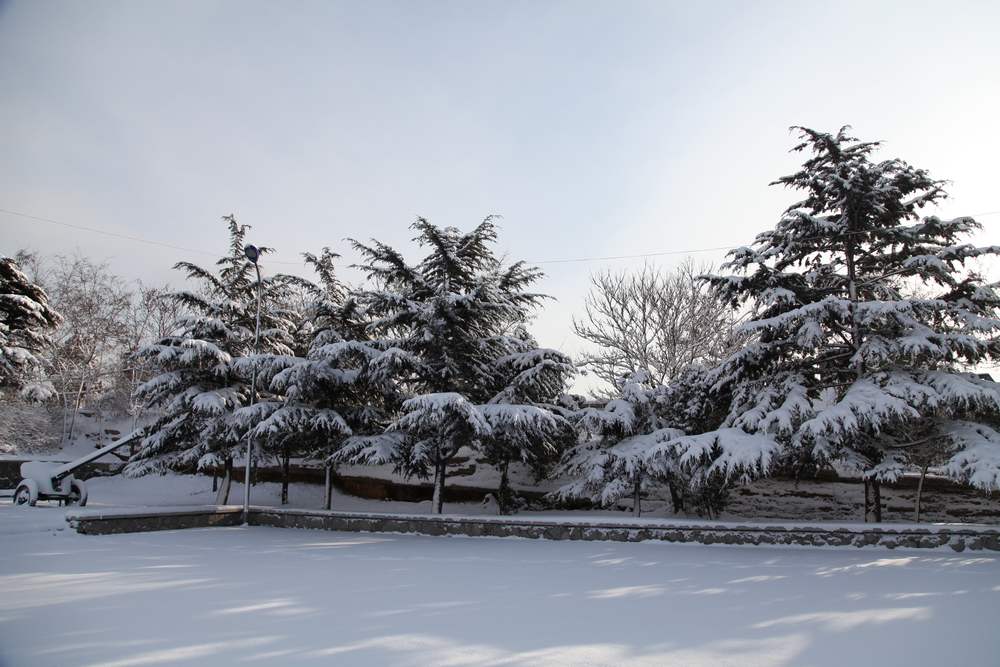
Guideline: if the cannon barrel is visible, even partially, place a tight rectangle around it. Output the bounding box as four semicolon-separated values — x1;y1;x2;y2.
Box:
49;429;145;482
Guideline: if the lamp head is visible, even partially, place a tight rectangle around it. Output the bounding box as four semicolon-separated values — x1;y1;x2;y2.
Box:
244;244;260;264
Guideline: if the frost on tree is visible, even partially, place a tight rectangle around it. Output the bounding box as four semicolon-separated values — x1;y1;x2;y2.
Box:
340;217;569;513
0;255;61;400
704;126;1000;521
125;216;296;504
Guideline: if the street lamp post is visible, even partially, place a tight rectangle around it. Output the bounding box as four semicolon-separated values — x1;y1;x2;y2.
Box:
243;244;262;525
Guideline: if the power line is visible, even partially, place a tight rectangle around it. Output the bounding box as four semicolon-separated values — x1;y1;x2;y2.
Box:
531;209;1000;265
4;205;999;268
0;208;304;266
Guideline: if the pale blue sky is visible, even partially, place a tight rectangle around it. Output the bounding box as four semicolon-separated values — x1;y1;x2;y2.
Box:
2;0;999;388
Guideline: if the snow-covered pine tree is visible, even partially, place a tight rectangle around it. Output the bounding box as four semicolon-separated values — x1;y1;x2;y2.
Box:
125;216;295;503
0;255;61;400
555;372;684;517
705;126;1000;521
245;248;405;507
554;371;680;516
480;328;575;513
341;217;552;513
646;364;766;517
554;365;790;520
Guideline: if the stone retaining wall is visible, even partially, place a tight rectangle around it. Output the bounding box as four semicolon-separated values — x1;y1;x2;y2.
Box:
69;506;243;535
66;506;1000;551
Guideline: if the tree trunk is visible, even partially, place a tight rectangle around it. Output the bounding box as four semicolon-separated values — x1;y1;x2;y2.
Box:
281;446;290;506
216;457;233;505
667;478;684;514
67;374;86;442
432;458;447;514
914;464;929;523
497;459;512;515
864;477;870;522
873;479;882;523
431;460;440;508
633;476;642;518
212;473;218;493
864;478;882;523
323;463;333;511
130;367;141;434
60;378;71;442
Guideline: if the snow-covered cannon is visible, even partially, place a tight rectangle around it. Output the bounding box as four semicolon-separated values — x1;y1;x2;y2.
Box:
12;429;143;507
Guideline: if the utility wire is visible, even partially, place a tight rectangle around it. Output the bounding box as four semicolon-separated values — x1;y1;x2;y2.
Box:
0;208;304;266
531;210;1000;265
4;206;999;268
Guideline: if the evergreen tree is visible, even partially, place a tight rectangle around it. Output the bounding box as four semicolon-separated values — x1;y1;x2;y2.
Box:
555;372;682;517
704;126;1000;521
340;217;560;513
125;216;295;503
480;328;575;513
647;364;765;518
247;248;403;507
0;255;61;399
553;367;749;519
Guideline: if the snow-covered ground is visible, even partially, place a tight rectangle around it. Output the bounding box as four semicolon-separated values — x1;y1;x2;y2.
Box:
1;513;999;667
2;472;1000;666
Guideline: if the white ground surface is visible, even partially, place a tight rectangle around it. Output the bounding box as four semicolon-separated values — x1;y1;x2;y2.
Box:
2;503;1000;666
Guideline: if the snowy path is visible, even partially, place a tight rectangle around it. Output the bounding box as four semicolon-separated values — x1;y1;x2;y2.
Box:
1;521;999;666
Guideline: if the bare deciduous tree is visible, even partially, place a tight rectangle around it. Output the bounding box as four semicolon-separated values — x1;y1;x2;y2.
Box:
573;260;738;394
44;254;133;442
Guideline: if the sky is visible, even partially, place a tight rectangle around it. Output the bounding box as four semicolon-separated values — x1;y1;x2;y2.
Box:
2;0;999;391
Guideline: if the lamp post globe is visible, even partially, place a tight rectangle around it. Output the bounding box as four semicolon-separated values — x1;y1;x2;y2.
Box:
244;244;260;264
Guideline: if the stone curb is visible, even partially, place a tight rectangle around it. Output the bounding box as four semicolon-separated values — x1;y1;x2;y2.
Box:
65;506;1000;551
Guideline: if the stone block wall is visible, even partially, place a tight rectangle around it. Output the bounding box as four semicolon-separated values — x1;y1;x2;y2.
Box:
66;506;1000;551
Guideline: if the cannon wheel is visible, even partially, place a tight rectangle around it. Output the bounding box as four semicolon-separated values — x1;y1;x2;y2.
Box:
67;479;88;507
14;480;39;506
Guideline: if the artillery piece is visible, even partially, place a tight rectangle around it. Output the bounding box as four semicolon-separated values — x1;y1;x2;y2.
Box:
12;429;143;507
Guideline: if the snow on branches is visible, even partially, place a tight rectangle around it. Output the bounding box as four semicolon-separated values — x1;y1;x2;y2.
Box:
126;216;296;489
702;126;1000;520
556;370;762;518
341;218;572;513
0;255;61;399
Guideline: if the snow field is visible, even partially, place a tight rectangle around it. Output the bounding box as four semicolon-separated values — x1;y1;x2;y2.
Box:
1;519;999;666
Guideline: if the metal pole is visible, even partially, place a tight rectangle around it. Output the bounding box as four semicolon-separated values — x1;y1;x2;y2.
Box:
243;262;262;525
